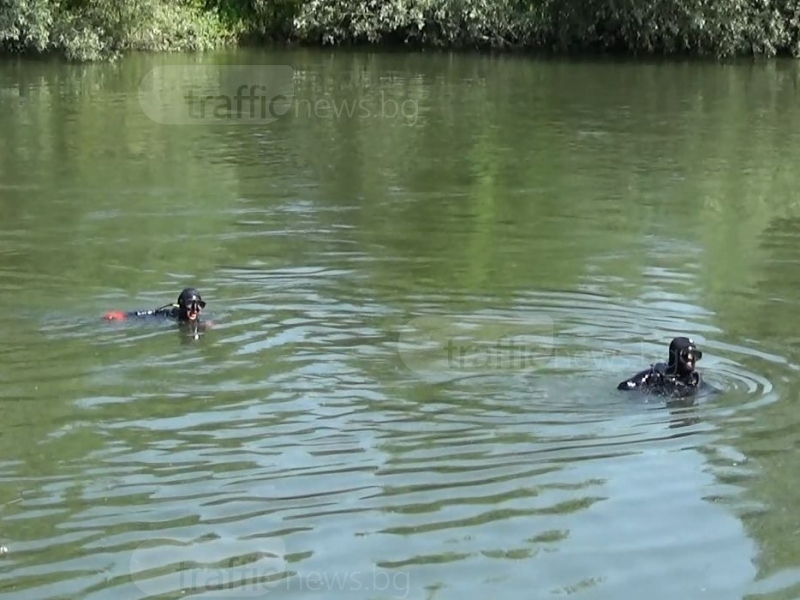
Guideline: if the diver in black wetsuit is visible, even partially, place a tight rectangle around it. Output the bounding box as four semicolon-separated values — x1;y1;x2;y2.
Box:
105;288;207;323
617;337;704;398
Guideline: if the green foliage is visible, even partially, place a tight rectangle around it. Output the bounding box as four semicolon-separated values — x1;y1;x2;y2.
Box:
292;0;545;47
0;0;54;52
293;0;800;57
204;0;304;39
128;1;235;53
4;0;800;59
1;0;233;60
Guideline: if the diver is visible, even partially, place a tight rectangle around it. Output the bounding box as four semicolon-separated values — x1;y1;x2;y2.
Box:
105;288;207;323
617;337;705;398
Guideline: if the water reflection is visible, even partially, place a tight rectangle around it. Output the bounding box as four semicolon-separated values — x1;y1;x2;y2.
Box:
0;50;799;600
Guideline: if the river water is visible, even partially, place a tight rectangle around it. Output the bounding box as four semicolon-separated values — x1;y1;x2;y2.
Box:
1;49;800;599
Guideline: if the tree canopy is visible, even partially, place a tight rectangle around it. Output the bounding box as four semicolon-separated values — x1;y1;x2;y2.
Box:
4;0;800;61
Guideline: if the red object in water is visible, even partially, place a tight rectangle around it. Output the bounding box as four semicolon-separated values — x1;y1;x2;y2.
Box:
104;311;127;321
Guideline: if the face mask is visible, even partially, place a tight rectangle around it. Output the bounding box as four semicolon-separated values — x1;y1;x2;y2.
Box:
680;348;702;363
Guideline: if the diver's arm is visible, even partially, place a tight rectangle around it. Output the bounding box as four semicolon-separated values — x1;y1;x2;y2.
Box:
126;309;157;318
153;304;179;318
105;302;180;321
617;367;656;390
127;304;178;318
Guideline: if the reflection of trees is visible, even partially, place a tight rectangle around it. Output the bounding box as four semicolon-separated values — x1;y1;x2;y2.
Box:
0;56;239;296
0;57;250;545
239;55;800;306
3;50;800;588
232;53;800;585
714;214;800;583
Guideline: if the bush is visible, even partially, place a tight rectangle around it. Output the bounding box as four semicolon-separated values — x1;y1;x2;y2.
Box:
1;0;233;60
4;0;800;60
292;0;800;57
205;0;303;40
0;0;54;53
293;0;545;47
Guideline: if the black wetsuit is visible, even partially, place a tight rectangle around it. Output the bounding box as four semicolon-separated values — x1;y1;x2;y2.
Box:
617;362;702;398
126;288;206;322
125;305;182;319
617;337;706;399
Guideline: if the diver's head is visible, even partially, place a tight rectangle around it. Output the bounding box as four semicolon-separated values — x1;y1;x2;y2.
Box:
668;337;702;376
177;288;206;321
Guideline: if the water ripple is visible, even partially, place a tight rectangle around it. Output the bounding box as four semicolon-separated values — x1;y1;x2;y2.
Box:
2;58;795;600
0;257;785;600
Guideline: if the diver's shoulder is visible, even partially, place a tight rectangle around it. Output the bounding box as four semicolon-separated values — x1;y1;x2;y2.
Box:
617;364;659;390
153;304;180;318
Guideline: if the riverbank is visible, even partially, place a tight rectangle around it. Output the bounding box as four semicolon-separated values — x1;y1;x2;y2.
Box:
3;0;800;61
